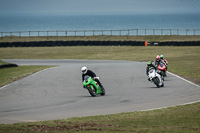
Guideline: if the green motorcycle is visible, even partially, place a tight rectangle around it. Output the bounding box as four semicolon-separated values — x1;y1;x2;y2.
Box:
83;75;105;97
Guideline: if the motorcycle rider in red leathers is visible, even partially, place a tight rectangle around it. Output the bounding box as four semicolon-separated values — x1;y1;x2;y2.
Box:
154;55;165;67
160;54;168;70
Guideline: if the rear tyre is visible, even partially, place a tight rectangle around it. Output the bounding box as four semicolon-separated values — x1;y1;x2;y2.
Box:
162;75;164;81
161;82;164;87
100;86;106;96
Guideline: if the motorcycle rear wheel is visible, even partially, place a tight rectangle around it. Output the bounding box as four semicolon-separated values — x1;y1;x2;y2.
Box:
100;86;106;96
161;82;164;87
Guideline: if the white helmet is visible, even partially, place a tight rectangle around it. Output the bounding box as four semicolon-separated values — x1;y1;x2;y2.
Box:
81;66;88;74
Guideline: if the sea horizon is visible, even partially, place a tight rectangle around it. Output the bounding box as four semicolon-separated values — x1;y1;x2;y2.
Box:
0;12;200;34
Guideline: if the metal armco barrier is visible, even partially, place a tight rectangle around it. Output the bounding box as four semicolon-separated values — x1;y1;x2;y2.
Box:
1;29;200;37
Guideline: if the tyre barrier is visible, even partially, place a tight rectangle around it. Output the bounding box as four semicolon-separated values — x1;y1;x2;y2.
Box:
0;41;144;47
0;64;18;69
0;41;200;47
150;41;200;46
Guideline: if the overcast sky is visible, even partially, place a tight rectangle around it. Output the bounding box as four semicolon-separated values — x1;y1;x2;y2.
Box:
0;0;200;15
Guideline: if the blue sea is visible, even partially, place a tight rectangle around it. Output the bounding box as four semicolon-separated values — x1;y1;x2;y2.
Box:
0;13;200;35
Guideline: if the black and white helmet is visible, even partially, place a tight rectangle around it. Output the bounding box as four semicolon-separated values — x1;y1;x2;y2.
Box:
81;66;88;74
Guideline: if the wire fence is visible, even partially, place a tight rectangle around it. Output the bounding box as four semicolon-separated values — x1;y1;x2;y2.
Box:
1;29;200;37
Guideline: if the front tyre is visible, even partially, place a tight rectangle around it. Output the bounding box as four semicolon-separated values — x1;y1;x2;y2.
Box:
87;86;96;97
153;77;160;88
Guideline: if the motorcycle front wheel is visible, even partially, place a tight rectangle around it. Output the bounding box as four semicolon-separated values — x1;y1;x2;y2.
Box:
87;86;97;97
153;77;160;88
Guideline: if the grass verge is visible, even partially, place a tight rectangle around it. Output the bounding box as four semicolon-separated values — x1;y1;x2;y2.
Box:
0;60;7;65
1;35;200;42
0;102;199;133
0;66;51;87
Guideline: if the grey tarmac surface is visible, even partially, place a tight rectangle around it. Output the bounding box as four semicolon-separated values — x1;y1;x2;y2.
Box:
0;59;200;124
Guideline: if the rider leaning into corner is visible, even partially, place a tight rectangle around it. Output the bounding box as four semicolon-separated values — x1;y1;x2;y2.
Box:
146;61;157;81
81;66;103;88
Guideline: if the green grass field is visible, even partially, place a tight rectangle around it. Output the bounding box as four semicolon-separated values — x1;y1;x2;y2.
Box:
0;46;200;133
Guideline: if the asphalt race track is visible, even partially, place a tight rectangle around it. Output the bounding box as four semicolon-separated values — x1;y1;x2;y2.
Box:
1;59;200;124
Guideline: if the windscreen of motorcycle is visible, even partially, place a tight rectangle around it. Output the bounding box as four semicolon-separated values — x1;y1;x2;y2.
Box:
84;75;90;81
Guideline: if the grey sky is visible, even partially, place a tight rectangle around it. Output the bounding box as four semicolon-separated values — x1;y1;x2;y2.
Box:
0;0;200;15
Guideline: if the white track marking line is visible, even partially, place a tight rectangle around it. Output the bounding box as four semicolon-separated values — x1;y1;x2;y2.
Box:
140;71;200;112
0;68;51;90
167;71;199;87
140;99;200;112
